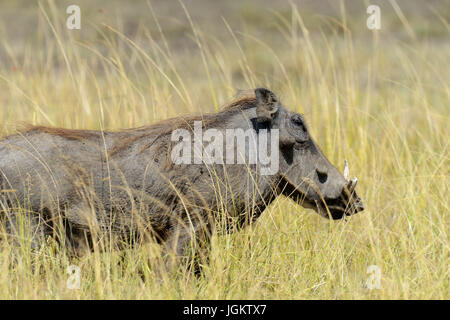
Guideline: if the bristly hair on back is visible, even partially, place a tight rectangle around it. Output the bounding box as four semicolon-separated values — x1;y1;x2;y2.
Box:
15;122;101;141
6;94;258;158
20;94;256;136
133;95;258;156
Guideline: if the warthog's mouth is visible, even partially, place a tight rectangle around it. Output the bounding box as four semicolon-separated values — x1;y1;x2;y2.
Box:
315;186;365;220
280;175;364;220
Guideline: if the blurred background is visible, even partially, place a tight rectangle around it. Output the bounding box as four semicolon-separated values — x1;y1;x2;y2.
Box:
0;0;448;127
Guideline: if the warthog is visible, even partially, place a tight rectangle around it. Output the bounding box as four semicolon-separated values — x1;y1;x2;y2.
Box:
0;87;363;270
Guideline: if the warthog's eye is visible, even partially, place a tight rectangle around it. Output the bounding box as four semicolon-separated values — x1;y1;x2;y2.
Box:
291;114;305;130
289;114;309;146
294;139;310;149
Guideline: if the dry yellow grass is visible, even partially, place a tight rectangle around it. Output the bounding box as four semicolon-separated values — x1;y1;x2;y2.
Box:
0;0;448;299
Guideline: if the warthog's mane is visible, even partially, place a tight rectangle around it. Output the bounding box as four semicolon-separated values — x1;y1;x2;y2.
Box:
127;95;257;135
112;95;257;156
12;95;257;157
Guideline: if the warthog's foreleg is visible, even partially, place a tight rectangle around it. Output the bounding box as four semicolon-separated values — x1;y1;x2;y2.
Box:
162;212;212;275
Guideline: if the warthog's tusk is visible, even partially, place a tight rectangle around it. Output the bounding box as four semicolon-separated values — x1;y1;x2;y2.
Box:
344;159;350;181
348;177;358;192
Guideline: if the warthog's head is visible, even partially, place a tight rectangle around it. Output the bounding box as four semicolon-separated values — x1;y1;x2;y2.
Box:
254;87;364;219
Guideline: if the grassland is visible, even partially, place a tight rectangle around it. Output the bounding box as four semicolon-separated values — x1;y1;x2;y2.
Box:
0;0;448;299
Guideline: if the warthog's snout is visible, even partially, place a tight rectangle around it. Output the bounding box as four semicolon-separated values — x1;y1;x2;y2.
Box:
314;159;364;219
319;177;365;220
280;158;364;220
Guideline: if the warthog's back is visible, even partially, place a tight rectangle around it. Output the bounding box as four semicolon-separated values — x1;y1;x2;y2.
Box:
0;126;170;227
1;128;101;206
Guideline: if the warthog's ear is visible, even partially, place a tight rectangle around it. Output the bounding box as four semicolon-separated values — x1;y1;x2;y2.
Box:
255;87;279;123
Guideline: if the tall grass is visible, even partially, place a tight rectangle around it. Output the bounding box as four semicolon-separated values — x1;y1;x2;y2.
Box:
0;0;448;299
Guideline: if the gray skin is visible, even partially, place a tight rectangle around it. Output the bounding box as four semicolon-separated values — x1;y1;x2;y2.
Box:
0;88;363;270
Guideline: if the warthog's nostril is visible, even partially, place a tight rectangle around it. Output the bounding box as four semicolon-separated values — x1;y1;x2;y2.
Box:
316;169;328;184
